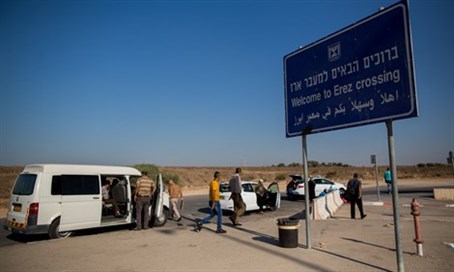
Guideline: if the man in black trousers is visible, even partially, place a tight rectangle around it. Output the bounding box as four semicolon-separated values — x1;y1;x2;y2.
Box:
347;173;367;219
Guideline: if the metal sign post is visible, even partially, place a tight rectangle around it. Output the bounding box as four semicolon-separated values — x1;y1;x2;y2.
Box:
283;2;417;270
302;133;311;249
371;155;380;201
387;120;404;272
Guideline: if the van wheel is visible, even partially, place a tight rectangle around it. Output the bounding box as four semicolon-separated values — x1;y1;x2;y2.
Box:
48;218;72;239
153;208;169;227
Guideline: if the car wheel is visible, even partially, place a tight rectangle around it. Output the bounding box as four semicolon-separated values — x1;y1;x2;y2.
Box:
153;207;169;227
48;218;72;239
339;188;346;195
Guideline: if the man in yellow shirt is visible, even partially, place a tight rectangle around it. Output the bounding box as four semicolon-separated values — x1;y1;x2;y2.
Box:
196;171;227;233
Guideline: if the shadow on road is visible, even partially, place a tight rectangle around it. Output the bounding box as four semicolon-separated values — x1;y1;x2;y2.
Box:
3;223;133;244
341;237;413;255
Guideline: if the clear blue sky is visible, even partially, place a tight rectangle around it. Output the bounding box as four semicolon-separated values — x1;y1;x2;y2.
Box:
1;0;453;167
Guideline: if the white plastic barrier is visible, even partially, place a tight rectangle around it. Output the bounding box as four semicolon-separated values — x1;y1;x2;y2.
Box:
333;190;344;207
312;195;330;220
325;192;337;216
312;190;345;220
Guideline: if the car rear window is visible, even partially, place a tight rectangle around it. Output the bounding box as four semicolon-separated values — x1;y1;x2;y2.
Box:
12;174;37;195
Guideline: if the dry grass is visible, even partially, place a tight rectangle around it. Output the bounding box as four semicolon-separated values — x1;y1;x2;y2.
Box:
1;165;452;208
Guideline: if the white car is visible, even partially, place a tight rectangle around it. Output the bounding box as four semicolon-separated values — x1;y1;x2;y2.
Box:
288;175;346;200
219;181;281;212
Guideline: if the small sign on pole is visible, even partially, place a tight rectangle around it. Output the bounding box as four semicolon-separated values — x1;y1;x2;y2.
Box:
371;155;376;164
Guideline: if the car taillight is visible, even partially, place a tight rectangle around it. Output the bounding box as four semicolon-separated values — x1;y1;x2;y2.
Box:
29;203;39;215
297;184;304;188
27;202;39;226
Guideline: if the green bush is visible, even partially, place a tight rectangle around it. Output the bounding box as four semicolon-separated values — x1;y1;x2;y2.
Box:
133;164;159;178
162;173;180;185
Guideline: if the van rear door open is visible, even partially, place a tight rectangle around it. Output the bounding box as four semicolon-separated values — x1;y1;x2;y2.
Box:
60;175;102;231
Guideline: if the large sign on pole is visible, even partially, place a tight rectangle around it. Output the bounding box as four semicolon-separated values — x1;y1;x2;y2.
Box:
284;1;418;137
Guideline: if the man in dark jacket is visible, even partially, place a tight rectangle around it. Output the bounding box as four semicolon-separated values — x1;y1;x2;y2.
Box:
347;173;367;220
229;168;245;226
308;178;316;202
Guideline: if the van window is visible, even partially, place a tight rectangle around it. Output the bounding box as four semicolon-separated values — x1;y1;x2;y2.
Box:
12;174;37;195
61;175;100;195
51;176;62;195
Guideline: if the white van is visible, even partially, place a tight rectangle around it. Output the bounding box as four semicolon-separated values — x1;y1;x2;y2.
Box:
4;164;170;239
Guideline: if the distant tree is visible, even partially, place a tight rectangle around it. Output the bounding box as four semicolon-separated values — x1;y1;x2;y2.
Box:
288;162;301;167
417;163;426;168
308;160;319;167
133;163;159;177
277;163;286;167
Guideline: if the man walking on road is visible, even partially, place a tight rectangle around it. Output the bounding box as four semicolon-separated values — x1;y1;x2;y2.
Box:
229;168;245;226
384;168;392;194
347;173;367;220
196;171;227;233
134;171;155;230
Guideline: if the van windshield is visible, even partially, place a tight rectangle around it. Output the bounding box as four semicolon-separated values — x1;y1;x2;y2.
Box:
12;174;37;195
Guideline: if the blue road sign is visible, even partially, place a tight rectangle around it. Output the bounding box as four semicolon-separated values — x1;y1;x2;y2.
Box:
284;1;418;137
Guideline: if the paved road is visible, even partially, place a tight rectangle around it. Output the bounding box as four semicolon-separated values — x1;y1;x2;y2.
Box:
2;183;451;247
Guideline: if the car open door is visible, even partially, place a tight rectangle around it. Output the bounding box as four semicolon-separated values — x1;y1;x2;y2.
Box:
151;174;167;227
267;182;281;210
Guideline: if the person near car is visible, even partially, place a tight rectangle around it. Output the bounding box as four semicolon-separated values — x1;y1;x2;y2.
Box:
347;173;367;220
384;168;392;194
168;178;183;221
134;171;156;230
287;177;296;192
196;171;227;233
102;179;121;217
308;177;316;202
229;167;245;226
255;179;268;214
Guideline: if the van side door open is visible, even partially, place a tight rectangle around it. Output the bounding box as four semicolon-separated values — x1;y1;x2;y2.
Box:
60;175;102;231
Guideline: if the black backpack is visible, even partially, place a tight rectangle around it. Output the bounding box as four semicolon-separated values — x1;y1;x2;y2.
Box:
347;179;359;196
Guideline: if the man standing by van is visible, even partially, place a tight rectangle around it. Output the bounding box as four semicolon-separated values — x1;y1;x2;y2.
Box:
168;179;183;221
134;171;155;230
